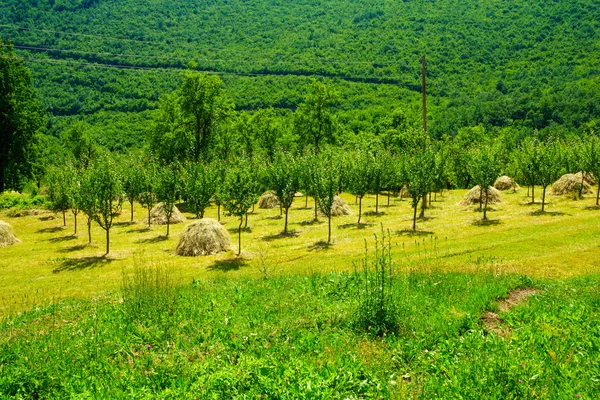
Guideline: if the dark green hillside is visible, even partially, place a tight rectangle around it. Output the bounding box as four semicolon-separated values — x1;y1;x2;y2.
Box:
1;0;599;147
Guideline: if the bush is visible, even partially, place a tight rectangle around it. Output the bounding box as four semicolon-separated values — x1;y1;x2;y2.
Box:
0;192;48;210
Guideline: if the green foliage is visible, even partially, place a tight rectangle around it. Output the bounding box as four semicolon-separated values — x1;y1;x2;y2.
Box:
182;161;218;219
405;143;435;230
468;143;502;219
138;158;158;227
355;227;399;336
45;165;72;225
347;149;372;225
0;192;46;210
537;140;565;211
268;151;301;233
155;163;181;237
312;149;344;243
120;154;145;222
294;80;338;152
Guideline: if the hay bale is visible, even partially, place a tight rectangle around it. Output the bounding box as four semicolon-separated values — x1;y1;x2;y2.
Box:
176;218;232;256
460;186;502;206
140;202;186;225
258;191;281;209
330;196;352;216
494;176;520;191
294;192;304;197
0;220;20;247
551;173;592;195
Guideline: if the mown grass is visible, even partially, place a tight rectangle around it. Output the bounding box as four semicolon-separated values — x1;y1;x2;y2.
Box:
1;188;599;316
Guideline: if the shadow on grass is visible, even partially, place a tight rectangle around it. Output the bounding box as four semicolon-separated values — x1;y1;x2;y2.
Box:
584;205;600;211
364;211;386;217
114;221;136;227
208;257;248;272
37;226;64;233
338;222;374;230
472;219;501;227
417;216;436;222
264;215;283;220
127;227;152;233
39;215;57;221
135;235;169;244
48;234;78;243
53;256;115;273
227;227;252;234
397;229;434;237
529;210;567;217
308;240;332;251
299;219;323;226
520;201;541;206
57;244;90;253
262;231;299;241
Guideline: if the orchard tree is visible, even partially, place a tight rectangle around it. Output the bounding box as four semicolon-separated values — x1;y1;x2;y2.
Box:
468;144;501;220
88;154;122;255
46;165;71;227
219;160;260;256
0;41;45;192
138;161;158;228
156;163;181;237
269;151;301;234
369;150;392;215
313;150;343;244
406;145;435;231
183;161;218;219
516;137;540;203
347;150;371;225
65;163;83;235
538;141;564;212
121;155;144;222
78;167;98;244
584;134;600;205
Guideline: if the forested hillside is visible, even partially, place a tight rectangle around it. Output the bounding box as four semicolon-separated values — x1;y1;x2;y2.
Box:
1;0;599;149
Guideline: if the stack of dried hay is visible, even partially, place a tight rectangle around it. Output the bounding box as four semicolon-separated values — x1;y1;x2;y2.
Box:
176;218;232;256
551;172;593;195
460;186;502;206
330;196;352;216
0;220;20;247
493;176;519;191
258;191;281;209
140;202;186;225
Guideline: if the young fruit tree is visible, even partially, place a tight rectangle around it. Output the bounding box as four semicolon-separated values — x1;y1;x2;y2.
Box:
347;149;371;226
121;155;144;222
138;161;157;228
88;154;122;254
538;140;564;212
369;150;392;215
584;135;600;206
156;163;181;237
313;150;343;244
65;163;83;235
405;145;435;231
46;165;71;227
516;137;540;203
219;160;260;256
468;144;501;220
77;167;98;244
183;161;218;219
269;151;301;234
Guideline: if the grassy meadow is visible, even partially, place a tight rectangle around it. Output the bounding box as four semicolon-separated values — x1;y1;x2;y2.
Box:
1;187;600;398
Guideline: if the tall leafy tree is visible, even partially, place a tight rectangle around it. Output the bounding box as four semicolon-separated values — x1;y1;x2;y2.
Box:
347;150;372;226
121;155;144;222
294;80;338;153
155;163;181;237
313;150;343;244
538;141;564;212
219;160;260;256
78;166;98;244
138;161;158;228
46;165;71;227
516;137;541;203
406;145;435;231
0;41;44;192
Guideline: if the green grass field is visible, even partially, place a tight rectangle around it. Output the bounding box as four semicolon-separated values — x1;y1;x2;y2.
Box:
1;188;599;398
1;187;599;316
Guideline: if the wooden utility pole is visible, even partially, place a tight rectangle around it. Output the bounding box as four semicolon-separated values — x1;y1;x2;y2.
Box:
420;55;427;136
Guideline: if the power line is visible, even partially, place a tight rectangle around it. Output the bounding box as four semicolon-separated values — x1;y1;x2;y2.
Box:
0;23;397;66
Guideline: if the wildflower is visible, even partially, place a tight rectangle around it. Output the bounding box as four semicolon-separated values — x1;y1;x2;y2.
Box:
574;395;581;398
147;344;152;350
519;380;523;383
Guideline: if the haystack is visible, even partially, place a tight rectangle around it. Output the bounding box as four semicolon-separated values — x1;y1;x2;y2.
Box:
460;186;502;206
0;220;20;247
258;191;280;209
494;176;520;191
141;203;186;225
330;196;352;216
551;172;592;195
176;218;232;256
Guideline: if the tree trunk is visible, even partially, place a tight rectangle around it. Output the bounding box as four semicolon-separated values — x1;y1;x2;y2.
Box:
130;200;134;222
327;214;332;244
387;192;390;206
244;212;248;228
284;207;289;233
531;185;535;203
483;188;489;220
166;220;170;237
542;186;547;212
434;192;437;202
73;212;77;235
200;210;204;219
147;207;151;227
527;185;530;197
105;228;110;255
314;198;318;221
305;194;308;208
413;200;418;231
358;196;362;226
63;210;66;227
579;174;585;198
376;192;379;214
420;193;426;218
479;187;483;211
218;203;221;221
87;217;92;244
597;181;600;206
429;192;432;207
238;215;243;256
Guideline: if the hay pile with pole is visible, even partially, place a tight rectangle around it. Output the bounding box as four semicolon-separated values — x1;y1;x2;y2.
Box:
330;196;352;216
0;220;20;247
258;191;281;209
550;172;592;195
494;176;520;191
460;186;502;206
175;218;232;256
140;202;186;225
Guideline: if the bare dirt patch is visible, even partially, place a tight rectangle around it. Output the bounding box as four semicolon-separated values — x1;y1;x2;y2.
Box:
482;288;539;337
